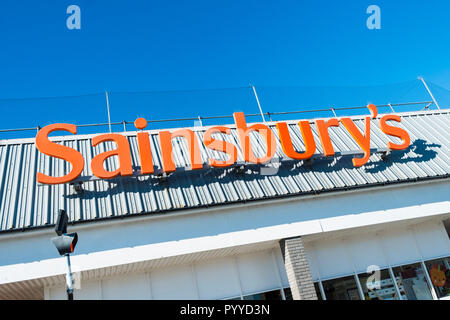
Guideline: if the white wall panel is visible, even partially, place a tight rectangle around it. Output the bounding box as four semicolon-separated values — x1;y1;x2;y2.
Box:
380;228;421;266
235;250;280;295
74;280;102;300
413;222;450;260
49;280;102;300
310;239;355;279
273;249;290;288
345;234;388;273
194;257;241;299
150;264;198;300
102;273;150;300
48;285;66;300
303;243;320;281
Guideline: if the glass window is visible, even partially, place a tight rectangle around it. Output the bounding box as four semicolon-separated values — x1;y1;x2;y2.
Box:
392;263;433;300
358;268;399;300
282;284;322;300
425;258;450;299
314;282;323;300
283;287;293;300
224;296;242;300
322;275;361;300
242;289;283;300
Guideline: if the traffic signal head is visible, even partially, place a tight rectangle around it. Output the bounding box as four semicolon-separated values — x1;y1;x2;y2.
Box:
55;209;68;236
51;233;78;256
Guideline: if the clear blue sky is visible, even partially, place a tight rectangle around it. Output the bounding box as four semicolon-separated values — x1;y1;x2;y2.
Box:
0;0;449;136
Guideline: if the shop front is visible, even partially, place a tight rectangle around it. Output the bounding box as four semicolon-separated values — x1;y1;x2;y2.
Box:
0;108;448;300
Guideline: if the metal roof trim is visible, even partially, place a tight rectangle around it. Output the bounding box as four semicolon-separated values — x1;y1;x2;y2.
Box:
0;174;448;236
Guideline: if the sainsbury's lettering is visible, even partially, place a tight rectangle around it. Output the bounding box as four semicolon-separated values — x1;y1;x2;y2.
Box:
35;105;411;184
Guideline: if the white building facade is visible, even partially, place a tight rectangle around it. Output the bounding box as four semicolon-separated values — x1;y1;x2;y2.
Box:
0;109;449;300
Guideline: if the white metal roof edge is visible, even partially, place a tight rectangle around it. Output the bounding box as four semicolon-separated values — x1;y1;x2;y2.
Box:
0;177;447;240
0;194;448;286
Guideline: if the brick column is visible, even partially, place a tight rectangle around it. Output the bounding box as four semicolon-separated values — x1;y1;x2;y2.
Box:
279;236;318;300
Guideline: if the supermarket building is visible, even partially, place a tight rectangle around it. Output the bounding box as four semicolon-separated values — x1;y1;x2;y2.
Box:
0;108;449;300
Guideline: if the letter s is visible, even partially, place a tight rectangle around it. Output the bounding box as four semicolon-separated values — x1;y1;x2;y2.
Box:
380;115;410;150
35;123;85;184
203;126;238;168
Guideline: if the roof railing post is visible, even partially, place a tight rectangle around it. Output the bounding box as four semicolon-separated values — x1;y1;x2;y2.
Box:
331;107;337;117
422;102;433;111
105;91;112;132
418;77;441;110
251;84;266;123
388;103;395;112
122;120;127;132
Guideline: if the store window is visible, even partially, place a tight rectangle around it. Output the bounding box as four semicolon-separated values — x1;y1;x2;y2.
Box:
282;284;322;300
358;269;399;300
322;275;361;300
314;282;323;300
283;287;293;300
392;263;433;300
425;258;450;299
242;289;284;300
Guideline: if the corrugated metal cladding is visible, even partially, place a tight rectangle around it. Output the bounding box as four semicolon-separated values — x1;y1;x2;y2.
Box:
0;110;448;232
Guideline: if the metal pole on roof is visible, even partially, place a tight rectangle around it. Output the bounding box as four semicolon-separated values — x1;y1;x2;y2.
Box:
251;85;266;122
330;107;337;117
418;77;441;110
105;91;112;132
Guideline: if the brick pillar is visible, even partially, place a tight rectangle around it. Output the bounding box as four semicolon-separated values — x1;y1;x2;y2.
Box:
279;236;318;300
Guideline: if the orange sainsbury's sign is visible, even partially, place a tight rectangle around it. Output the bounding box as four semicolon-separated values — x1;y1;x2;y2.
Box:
35;104;410;185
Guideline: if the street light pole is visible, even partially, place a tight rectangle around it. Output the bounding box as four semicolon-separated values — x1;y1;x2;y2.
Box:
51;209;78;301
65;254;74;300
